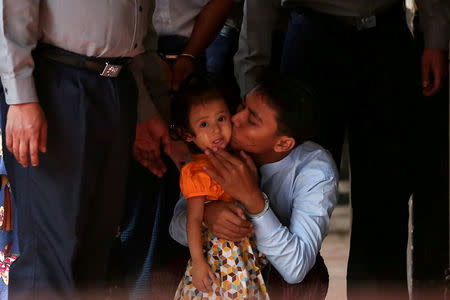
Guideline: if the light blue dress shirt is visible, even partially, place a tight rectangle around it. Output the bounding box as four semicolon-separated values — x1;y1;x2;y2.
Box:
169;141;339;284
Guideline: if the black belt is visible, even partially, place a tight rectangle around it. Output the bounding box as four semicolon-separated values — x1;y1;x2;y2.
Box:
295;2;405;31
35;44;131;78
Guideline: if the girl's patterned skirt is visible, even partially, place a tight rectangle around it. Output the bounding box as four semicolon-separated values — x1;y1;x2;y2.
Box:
174;228;269;300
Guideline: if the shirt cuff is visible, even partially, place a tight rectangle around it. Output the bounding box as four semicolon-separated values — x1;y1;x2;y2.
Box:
422;19;450;50
137;94;159;123
240;75;259;98
251;207;282;240
1;75;39;105
130;54;160;123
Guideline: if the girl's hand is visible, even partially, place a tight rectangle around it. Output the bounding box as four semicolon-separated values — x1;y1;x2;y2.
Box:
192;261;215;293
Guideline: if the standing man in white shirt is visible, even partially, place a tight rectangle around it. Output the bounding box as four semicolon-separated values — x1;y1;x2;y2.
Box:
0;1;167;298
153;0;233;92
132;0;234;177
115;0;234;297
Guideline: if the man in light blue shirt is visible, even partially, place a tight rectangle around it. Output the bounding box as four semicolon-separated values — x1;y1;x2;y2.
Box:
169;73;338;286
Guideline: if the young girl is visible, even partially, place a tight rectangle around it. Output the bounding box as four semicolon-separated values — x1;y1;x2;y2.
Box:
171;80;269;300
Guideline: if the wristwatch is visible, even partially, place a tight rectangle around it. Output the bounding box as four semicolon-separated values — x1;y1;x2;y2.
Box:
246;192;270;219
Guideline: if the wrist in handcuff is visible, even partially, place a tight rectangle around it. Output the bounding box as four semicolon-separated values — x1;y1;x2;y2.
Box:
179;53;196;61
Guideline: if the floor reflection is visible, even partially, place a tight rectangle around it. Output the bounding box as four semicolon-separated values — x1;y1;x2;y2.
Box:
267;254;329;300
148;252;330;300
321;203;350;300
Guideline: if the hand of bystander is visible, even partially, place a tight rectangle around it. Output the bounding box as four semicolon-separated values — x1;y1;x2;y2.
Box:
134;114;189;177
6;103;47;167
421;48;449;97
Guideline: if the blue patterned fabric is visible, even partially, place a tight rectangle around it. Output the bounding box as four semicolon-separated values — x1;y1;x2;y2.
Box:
0;174;19;300
0;107;19;300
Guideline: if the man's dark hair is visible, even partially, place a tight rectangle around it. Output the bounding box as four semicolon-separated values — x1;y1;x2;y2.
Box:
253;72;320;146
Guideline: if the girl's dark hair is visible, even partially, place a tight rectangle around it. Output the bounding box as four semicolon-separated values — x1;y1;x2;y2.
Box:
169;76;234;153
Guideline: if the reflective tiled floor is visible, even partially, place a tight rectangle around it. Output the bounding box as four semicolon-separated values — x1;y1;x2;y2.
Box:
322;201;351;300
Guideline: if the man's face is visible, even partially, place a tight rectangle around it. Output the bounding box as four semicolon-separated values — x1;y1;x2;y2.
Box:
230;90;279;154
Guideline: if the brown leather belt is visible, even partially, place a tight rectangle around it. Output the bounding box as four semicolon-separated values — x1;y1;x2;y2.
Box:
35;44;131;78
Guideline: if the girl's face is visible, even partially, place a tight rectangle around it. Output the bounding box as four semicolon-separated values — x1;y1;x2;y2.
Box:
186;98;232;151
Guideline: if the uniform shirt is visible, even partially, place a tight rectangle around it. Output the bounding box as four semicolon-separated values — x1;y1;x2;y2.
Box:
234;0;450;96
225;0;244;30
170;141;339;283
0;0;158;119
153;0;211;37
280;0;449;49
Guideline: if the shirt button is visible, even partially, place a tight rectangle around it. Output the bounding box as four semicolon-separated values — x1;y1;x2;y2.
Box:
139;5;142;12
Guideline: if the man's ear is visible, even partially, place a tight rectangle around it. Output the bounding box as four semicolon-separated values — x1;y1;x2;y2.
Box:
273;136;295;153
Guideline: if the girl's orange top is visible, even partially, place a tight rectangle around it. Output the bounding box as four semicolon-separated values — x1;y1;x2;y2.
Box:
180;154;233;202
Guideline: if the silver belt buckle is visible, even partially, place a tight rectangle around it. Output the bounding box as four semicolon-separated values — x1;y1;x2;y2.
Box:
356;16;376;30
100;62;122;78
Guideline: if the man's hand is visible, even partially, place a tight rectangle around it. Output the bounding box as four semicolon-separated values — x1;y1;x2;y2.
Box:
134;115;171;177
203;148;265;214
204;201;253;242
134;115;190;176
159;57;173;85
1;175;8;187
171;56;195;91
6;103;47;167
422;48;449;97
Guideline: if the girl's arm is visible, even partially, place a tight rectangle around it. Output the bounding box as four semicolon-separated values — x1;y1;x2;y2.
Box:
187;196;215;293
187;196;207;264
